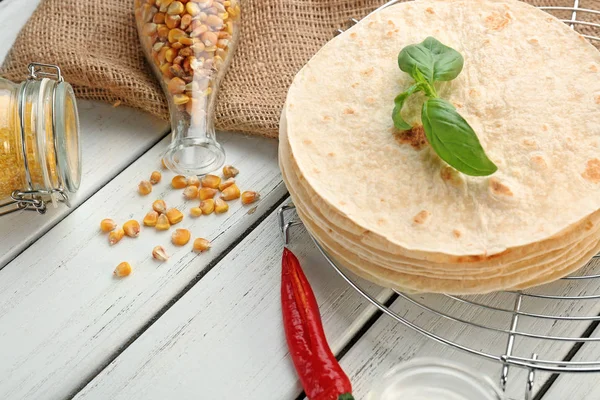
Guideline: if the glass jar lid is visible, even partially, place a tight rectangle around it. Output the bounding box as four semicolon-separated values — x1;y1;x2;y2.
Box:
54;80;81;193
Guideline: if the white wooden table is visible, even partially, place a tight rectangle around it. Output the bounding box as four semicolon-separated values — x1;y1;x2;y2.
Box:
1;1;599;399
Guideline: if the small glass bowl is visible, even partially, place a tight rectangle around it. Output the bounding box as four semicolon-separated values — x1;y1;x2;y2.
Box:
368;358;504;400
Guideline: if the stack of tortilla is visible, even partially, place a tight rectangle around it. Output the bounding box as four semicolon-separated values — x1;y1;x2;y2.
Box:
279;0;600;294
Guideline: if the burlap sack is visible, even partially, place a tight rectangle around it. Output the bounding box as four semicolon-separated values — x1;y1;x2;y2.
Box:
1;0;597;138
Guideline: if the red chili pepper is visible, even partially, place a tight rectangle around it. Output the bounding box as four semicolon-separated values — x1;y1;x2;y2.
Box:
281;247;354;400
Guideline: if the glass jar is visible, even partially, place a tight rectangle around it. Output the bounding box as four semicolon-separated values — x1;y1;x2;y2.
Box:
134;0;241;176
368;358;504;400
0;63;81;217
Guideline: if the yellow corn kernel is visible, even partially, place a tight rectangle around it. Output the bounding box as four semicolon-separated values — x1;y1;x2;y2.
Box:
201;174;221;189
214;197;229;214
218;177;235;191
171;228;191;246
166;208;184;224
167;0;184;15
200;198;215;215
156;214;171;230
193;238;211;252
139;180;153;195
187;175;201;187
144;210;159;226
168;28;186;43
220;184;240;201
165;14;181;29
100;218;117;233
190;207;203;217
222;164;239;178
150;170;162;184
123;220;141;237
152;199;167;214
109;228;125;245
183;185;199;200
167;77;186;94
160;62;174;79
186;1;201;16
172;175;188;189
173;94;190;105
114;262;132;277
199;187;218;200
241;191;261;205
152;245;169;261
161;158;168;169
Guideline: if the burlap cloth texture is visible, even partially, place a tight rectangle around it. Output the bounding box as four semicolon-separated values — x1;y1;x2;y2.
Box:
1;0;597;138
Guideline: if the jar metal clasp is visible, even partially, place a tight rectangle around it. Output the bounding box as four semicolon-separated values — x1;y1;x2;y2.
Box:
0;63;71;217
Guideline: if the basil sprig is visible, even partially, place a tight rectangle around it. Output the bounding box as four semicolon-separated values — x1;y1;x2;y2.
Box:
392;37;497;177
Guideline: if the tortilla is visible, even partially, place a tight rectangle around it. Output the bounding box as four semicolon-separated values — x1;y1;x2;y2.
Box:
279;0;600;293
283;0;600;258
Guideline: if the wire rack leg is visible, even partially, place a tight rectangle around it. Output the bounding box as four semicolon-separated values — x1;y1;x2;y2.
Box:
501;293;524;391
278;204;301;246
525;353;538;400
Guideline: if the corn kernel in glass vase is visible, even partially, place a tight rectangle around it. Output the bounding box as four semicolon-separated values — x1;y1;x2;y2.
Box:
134;0;241;176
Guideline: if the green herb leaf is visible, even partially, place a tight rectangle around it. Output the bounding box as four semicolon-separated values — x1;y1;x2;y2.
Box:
392;83;423;130
421;98;497;176
398;37;464;83
412;66;437;98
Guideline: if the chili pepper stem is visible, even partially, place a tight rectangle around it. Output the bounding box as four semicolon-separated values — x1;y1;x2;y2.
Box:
338;394;355;400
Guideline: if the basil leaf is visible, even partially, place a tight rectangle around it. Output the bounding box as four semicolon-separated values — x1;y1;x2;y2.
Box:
412;66;437;98
392;83;423;130
421;98;497;176
398;37;464;83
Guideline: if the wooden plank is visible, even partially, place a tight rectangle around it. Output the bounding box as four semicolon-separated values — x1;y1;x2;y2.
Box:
535;311;600;399
0;0;170;268
73;204;392;400
0;133;284;400
337;259;600;400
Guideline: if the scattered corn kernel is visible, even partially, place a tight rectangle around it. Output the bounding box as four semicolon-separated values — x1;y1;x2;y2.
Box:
201;174;221;189
214;197;229;214
144;210;159;226
220;184;240;201
153;199;167;214
190;207;203;217
139;180;152;195
166;208;184;224
218;177;235;191
200;198;215;215
156;214;171;230
109;228;125;245
100;218;117;233
193;237;211;252
199;187;218;200
241;191;260;205
172;228;191;246
123;220;141;237
114;262;132;277
172;175;188;189
150;170;162;184
183;185;199;200
152;245;169;261
187;176;201;187
223;165;239;178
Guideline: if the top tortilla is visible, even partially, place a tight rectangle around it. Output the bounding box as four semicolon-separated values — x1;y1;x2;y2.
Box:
283;0;600;257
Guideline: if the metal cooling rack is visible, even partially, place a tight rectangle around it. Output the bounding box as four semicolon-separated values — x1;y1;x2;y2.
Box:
279;4;600;397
